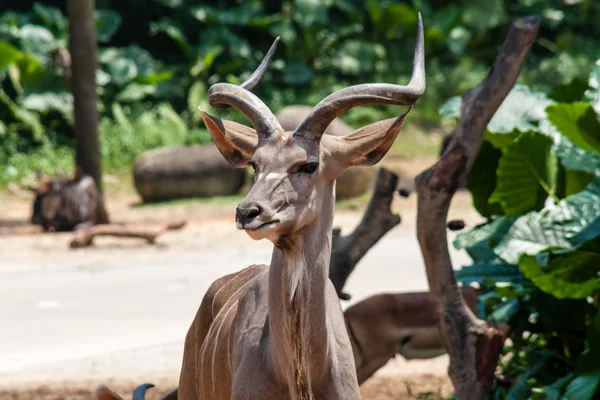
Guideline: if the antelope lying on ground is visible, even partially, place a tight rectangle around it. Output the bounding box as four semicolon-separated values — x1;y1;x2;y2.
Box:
344;286;479;384
29;168;108;232
175;16;425;400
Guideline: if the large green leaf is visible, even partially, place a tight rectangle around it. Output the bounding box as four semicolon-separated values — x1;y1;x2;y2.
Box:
19;25;55;62
32;3;67;37
107;57;137;85
552;132;600;176
439;85;554;134
538;373;575;400
546;102;600;154
466;140;504;217
21;91;73;115
584;61;600;114
562;370;600;400
462;0;507;31
95;10;122;43
493;178;600;263
116;83;155;102
0;89;44;141
456;262;521;285
282;63;314;86
519;251;600;299
150;19;191;55
454;217;514;250
549;77;588;103
0;40;21;72
489;132;558;217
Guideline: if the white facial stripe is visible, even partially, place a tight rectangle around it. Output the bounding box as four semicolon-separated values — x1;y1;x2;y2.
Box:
264;172;287;181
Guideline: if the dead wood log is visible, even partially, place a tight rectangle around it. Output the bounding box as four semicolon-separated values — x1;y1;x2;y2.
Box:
69;220;187;248
329;168;401;299
414;16;540;399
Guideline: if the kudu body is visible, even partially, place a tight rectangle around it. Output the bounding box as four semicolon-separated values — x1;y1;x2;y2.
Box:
172;16;426;400
345;287;479;384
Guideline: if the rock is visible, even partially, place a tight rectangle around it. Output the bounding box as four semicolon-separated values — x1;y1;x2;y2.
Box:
276;105;376;200
133;145;246;202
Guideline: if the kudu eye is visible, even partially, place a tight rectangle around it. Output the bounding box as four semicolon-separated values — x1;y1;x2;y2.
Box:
297;161;319;175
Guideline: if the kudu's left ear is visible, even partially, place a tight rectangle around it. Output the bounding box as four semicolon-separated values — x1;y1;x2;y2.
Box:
199;109;258;168
336;107;412;168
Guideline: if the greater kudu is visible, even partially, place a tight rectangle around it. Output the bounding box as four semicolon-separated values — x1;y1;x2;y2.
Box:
177;16;426;400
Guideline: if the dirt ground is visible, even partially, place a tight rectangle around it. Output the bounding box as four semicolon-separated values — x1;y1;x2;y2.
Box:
0;374;453;400
0;157;478;400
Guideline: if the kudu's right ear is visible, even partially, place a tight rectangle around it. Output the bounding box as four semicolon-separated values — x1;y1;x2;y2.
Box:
96;384;124;400
199;109;258;168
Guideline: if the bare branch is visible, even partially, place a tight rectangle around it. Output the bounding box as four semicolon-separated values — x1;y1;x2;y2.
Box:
69;220;186;248
414;15;540;399
329;168;400;298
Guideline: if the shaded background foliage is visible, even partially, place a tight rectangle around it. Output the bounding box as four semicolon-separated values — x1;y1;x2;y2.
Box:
1;0;599;183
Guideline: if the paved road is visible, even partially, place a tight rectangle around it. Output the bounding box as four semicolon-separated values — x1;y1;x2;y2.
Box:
0;215;473;386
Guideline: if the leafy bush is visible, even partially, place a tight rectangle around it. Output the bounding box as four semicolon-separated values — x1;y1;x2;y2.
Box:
444;63;600;399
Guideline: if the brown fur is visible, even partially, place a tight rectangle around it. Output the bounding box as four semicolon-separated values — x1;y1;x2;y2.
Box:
344;287;480;384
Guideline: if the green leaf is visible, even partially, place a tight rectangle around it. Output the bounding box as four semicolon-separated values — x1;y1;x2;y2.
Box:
489;299;520;322
566;170;596;197
549;129;600;176
462;0;507;31
107;57;137;85
519;251;600;299
332;41;385;76
0;89;44;141
490;132;558;217
0;40;21;72
467;140;504;217
493;178;600;263
563;370;600;400
282;63;314;86
150;19;190;55
95;10;122;43
585;60;600;114
19;25;55;62
21;91;73;115
116;83;155;102
549;77;588;103
484;130;519;149
134;71;172;85
32;3;67;36
454;217;514;250
546;102;600;155
538;373;575;400
446;26;471;55
439;96;460;118
440;85;554;134
456;262;521;285
293;0;331;27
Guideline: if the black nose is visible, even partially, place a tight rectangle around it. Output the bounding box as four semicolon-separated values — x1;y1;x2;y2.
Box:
236;205;261;224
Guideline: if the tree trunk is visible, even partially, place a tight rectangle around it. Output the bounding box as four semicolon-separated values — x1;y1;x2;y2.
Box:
68;0;102;192
414;16;540;399
329;168;401;299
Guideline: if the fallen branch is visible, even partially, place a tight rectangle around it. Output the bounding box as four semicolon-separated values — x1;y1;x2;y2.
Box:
69;220;187;248
414;16;540;399
329;168;401;299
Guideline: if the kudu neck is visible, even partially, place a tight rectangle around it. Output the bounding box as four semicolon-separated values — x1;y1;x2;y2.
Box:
267;184;336;393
